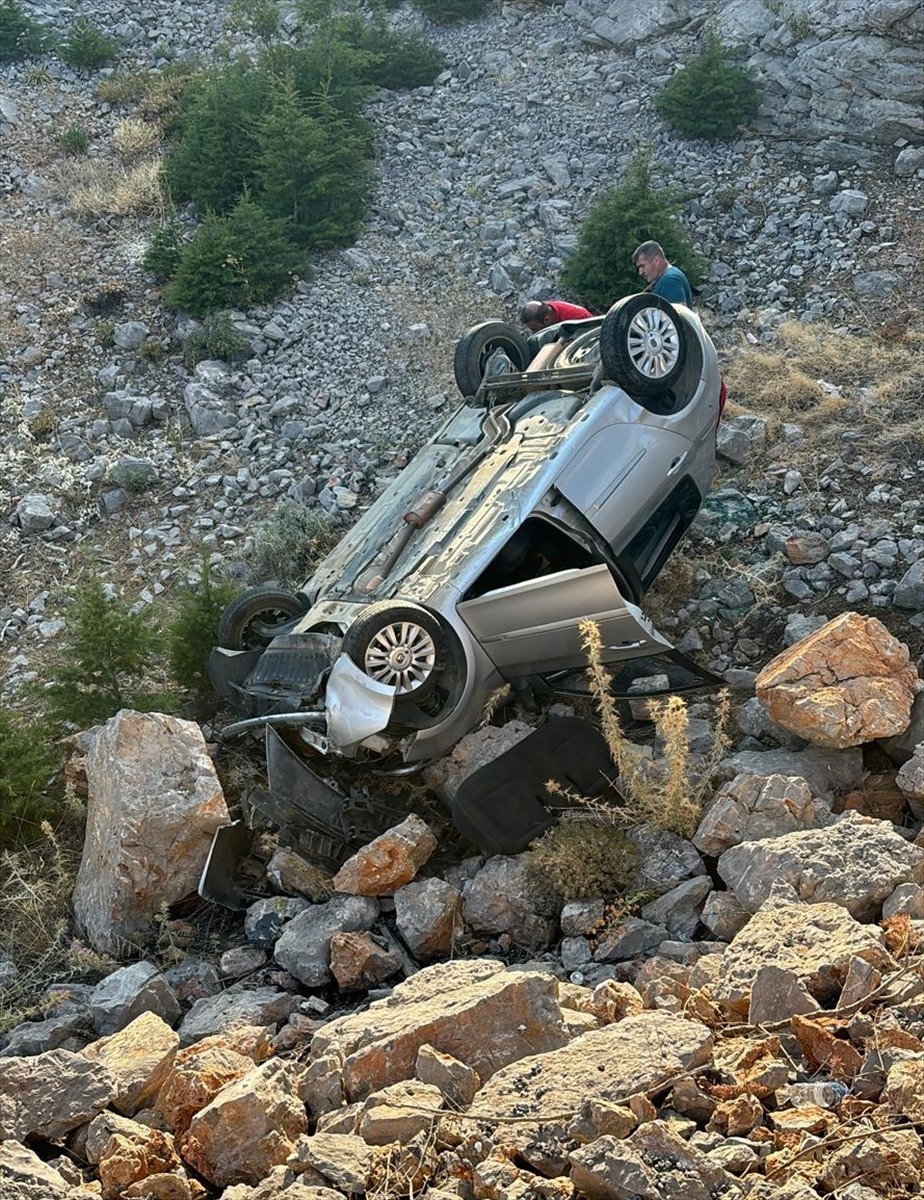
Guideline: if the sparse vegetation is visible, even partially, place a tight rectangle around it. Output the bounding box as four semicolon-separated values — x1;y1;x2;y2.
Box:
0;709;64;846
58;18;120;70
723;317;924;455
165;564;239;693
65;158;167;219
655;25;759;139
59;123;89;155
227;0;281;41
577;619;731;838
180;310;251;366
529;818;638;903
0;0;50;61
410;0;489;21
562;151;703;311
113;117;161;159
142;219;184;281
252;502;341;586
39;578;176;731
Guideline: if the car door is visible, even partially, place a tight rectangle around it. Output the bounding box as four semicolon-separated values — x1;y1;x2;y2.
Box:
456;563;671;676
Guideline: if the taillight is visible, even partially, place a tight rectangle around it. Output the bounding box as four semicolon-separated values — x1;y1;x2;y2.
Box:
716;378;727;426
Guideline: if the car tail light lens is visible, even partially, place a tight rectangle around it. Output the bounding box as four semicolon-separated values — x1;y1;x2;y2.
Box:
717;378;727;425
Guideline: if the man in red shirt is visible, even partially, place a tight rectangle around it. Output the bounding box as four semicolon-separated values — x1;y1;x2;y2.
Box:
520;299;593;332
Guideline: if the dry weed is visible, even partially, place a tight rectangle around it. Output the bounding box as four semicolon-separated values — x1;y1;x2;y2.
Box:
113;117;161;159
725;320;923;441
578;619;731;837
63;157;167;218
0;811;115;1033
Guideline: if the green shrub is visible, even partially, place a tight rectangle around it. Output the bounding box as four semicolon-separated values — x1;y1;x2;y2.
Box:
166;62;273;214
655;26;759;139
0;0;50;61
528;819;637;903
0;709;63;846
58;18;120;69
562;151;704;312
59;124;89;155
255;83;372;247
227;0;281;40
107;459;158;494
410;0;489;21
165;194;306;315
252;502;341;586
142;220;184;281
165;565;239;693
334;14;446;90
40;578;175;731
181;310;250;366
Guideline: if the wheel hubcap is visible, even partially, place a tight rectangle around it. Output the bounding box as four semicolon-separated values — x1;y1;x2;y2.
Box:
627;308;681;379
364;621;437;694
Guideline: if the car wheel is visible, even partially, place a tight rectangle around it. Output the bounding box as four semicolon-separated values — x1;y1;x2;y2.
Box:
555;327;602;369
601;294;687;397
343;602;466;729
453;321;531;398
218;586;308;651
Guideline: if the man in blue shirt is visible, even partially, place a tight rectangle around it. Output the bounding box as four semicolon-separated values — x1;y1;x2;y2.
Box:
632;240;693;306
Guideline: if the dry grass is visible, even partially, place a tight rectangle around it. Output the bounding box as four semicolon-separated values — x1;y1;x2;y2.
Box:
724;318;924;455
113;117;162;159
60;156;168;218
0;811;116;1034
575;619;731;838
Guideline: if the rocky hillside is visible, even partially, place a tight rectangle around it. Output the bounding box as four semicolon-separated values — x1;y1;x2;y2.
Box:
0;2;923;1198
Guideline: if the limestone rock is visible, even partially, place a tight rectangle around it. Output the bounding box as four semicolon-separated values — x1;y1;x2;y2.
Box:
717;810;924;919
72;711;230;955
332;814;437;895
0;1049;115;1141
329;931;400;991
693;773;833;857
394;876;462;957
305;959;567;1111
179;1060;308;1188
415;1043;480;1108
155;1033;265;1135
570;1120;743;1200
471;1011;713;1124
713;900;894;1015
81;1011;178;1116
357;1079;444;1146
755;612;920;748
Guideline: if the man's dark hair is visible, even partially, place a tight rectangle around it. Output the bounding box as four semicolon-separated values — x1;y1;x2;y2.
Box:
520;300;549;324
632;240;665;263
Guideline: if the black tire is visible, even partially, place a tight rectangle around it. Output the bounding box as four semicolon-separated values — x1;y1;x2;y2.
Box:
453;321;531;398
601;294;687;398
342;602;466;730
218;586;307;651
555;326;602;369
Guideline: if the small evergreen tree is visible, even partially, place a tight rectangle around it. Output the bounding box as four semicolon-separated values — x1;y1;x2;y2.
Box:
142;219;184;281
165;62;271;213
562;152;703;312
0;0;50;61
655;26;759;139
411;0;489;21
165;194;306;315
58;18;120;69
165;565;238;693
255;83;372;247
0;709;63;846
41;579;172;730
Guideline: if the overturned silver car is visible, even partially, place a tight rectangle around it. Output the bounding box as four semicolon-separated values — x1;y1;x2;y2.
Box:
204;294;725;900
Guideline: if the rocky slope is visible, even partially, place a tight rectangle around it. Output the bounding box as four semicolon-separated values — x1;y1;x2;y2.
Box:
0;3;923;1197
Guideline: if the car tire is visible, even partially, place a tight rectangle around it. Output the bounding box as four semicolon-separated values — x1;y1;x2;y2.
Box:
218;586;307;651
453;321;531;398
555;326;602;369
601;294;687;398
343;602;450;699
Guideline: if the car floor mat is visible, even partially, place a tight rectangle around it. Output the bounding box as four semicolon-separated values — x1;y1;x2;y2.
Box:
450;716;617;856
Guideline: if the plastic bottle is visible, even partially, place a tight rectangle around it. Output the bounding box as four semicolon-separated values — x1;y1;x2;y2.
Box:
786;1081;849;1109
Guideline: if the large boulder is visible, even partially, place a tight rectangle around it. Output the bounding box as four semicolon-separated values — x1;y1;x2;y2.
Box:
72;711;229;956
755;612;919;748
